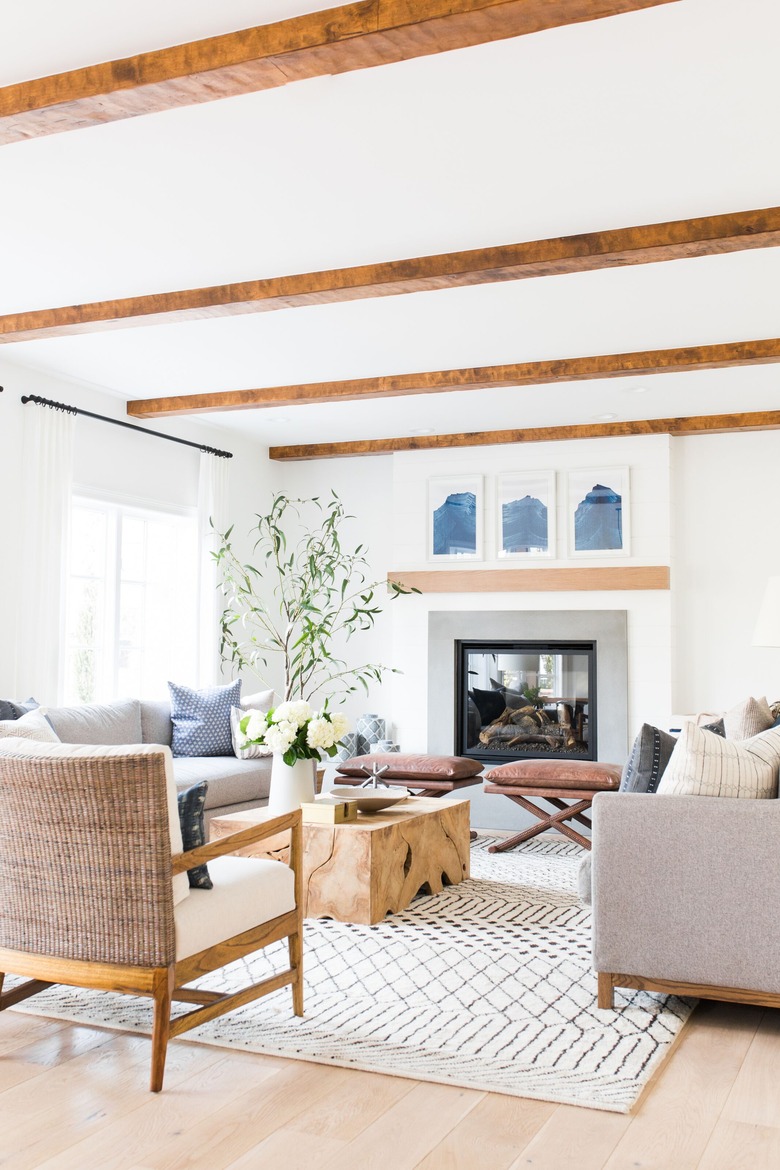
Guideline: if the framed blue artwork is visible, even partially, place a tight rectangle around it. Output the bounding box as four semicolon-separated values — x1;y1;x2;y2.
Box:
497;471;556;558
567;467;630;557
428;475;483;560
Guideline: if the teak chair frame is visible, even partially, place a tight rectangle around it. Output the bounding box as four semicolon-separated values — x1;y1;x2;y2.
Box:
0;748;303;1092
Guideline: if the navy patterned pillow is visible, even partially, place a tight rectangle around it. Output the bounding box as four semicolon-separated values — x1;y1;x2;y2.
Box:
177;781;212;889
168;680;241;757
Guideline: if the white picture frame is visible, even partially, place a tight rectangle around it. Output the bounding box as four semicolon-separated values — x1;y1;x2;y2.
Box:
496;471;556;558
567;467;630;557
427;475;483;561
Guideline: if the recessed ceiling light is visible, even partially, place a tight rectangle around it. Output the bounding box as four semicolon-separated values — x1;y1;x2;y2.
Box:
592;413;618;421
265;415;289;424
410;427;435;435
624;385;649;394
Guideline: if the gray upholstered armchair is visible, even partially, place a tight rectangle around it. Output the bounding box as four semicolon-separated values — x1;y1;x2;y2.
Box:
590;791;780;1011
0;739;303;1091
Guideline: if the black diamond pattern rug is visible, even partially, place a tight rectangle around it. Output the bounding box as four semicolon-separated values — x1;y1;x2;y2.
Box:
10;836;694;1112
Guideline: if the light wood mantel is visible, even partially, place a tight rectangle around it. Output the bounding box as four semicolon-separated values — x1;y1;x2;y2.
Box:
388;566;670;592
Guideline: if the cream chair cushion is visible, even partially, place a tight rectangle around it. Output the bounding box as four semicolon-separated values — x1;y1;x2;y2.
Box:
0;739;189;906
174;855;296;961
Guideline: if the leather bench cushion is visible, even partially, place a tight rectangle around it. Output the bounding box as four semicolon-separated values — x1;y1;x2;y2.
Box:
337;753;483;782
483;759;622;791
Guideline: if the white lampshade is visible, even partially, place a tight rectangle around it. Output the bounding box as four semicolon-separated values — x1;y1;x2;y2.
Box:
752;577;780;646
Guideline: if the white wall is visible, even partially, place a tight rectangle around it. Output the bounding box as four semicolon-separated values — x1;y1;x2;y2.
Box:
671;431;780;715
281;436;675;743
0;357;275;701
278;453;396;727
388;435;673;752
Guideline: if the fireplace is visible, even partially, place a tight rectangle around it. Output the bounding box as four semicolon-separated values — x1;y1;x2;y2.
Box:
456;639;596;763
427;610;628;769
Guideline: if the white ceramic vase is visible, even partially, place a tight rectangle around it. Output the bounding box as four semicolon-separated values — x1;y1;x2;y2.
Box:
267;754;316;815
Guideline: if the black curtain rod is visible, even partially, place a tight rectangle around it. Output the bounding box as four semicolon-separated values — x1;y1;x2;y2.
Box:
20;393;233;459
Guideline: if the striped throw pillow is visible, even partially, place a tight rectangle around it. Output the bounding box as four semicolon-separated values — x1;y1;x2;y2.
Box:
658;721;780;799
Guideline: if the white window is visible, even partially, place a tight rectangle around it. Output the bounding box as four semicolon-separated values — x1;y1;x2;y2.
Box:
63;494;199;704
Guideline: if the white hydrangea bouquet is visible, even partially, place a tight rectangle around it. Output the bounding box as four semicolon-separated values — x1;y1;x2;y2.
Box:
240;700;350;767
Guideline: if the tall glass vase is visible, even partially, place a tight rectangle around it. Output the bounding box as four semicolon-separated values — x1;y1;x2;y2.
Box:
268;754;317;815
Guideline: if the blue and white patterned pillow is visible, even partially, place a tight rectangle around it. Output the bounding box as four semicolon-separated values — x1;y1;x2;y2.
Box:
168;680;241;758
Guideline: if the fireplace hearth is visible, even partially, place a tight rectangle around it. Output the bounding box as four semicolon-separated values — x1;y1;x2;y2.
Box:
427;610;628;770
456;639;596;763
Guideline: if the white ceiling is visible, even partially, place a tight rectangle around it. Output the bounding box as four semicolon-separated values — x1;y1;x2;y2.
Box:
2;0;779;447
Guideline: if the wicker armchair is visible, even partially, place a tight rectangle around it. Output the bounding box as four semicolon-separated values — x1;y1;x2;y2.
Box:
0;739;303;1091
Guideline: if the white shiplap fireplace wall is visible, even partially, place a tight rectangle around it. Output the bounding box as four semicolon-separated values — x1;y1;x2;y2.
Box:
283;432;676;832
386;433;673;831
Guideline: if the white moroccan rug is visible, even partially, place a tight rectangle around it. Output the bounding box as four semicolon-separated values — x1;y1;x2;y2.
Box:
9;836;694;1113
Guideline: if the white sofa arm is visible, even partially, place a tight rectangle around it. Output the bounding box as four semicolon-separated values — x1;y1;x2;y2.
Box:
591;792;780;996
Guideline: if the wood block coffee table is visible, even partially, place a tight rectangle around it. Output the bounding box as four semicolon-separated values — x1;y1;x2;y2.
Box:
210;797;470;926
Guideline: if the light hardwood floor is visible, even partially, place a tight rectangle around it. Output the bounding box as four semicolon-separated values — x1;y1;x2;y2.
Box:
0;999;779;1169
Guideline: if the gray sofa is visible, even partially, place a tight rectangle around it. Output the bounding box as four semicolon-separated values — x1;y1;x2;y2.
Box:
44;698;272;828
589;791;780;1010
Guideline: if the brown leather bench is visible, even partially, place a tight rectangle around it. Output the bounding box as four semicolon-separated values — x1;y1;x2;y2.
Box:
483;759;621;853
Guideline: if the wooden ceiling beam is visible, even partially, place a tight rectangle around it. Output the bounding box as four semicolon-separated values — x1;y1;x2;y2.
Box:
2;205;778;343
126;338;780;418
269;410;780;460
0;0;678;144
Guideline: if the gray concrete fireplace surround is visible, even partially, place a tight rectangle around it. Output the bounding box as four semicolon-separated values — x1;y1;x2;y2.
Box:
427;610;628;832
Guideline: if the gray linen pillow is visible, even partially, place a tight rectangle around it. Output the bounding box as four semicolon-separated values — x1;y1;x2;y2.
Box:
723;696;774;740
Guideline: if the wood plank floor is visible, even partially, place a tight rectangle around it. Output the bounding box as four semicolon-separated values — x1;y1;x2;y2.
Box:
1;1000;779;1168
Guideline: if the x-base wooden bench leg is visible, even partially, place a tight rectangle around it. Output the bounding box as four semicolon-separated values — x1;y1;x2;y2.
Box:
546;797;594;832
487;795;593;853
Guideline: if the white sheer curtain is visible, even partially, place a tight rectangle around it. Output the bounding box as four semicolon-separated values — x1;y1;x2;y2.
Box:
16;404;76;704
197;452;231;687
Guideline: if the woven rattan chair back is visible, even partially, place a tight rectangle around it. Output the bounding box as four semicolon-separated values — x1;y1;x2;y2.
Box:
0;748;176;966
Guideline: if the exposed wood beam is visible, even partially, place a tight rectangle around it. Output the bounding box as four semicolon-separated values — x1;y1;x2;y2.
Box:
0;0;678;145
270;410;780;460
386;566;670;591
127;339;780;418
2;205;778;343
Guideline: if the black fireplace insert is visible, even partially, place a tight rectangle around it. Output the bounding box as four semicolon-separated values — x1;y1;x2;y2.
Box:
455;639;597;764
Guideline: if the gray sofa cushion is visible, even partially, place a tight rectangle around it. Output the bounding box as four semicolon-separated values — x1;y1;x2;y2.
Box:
45;699;142;745
172;756;272;810
140;700;173;746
